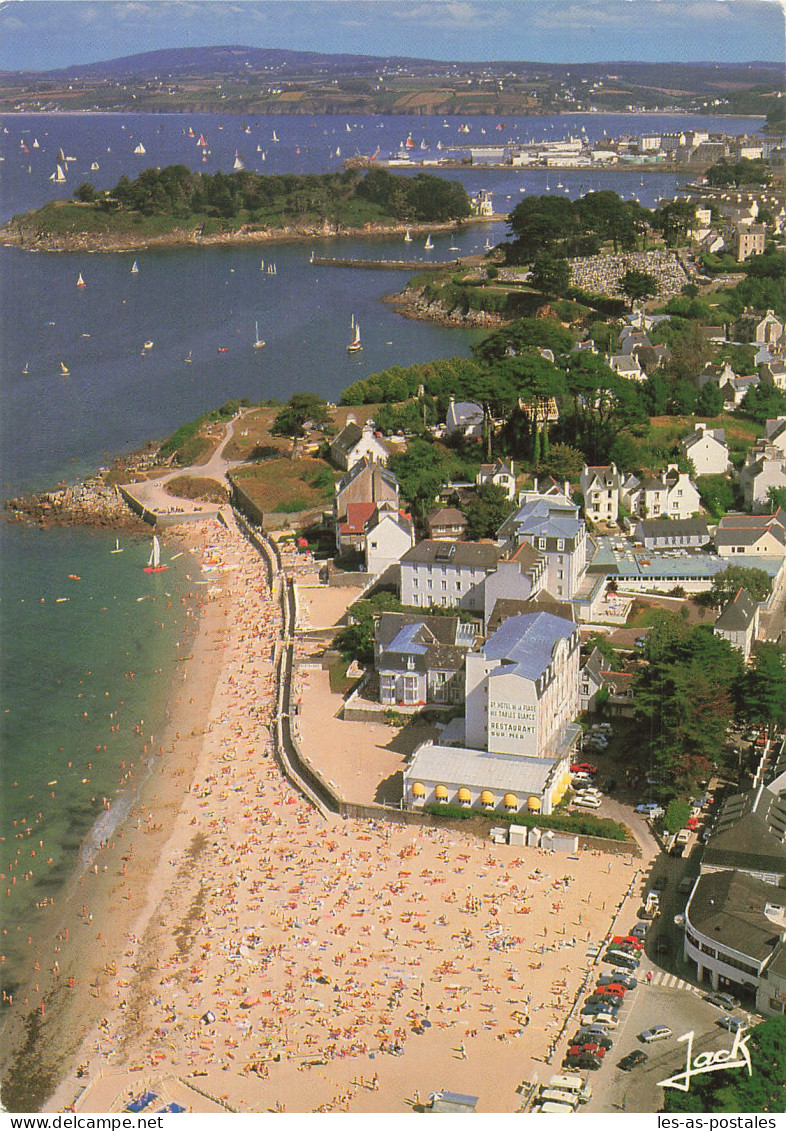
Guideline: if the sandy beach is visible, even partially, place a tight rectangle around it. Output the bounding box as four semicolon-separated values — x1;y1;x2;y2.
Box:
1;516;648;1114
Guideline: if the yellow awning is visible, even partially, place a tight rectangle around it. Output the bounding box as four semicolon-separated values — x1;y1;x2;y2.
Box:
480;790;494;806
503;793;518;809
457;787;471;803
527;795;542;812
412;781;426;798
435;785;449;800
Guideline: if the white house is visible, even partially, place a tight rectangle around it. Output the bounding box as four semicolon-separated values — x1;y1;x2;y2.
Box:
445;396;485;440
764;417;786;455
755;310;784;347
399;540;502;612
679;423;732;476
465;612;580;762
365;503;415;577
739;447;786;512
608;353;644;382
713;586;760;660
476;458;516;500
330;417;389;471
580;463;621;525
623;464;701;520
715;511;786;559
497;488;588;600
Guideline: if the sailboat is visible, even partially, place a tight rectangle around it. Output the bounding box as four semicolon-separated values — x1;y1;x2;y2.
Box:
403;229;412;243
22;363;29;376
76;272;86;287
184;351;193;364
110;538;123;554
233;150;245;171
131;260;139;274
143;534;168;574
32;138;39;148
59;362;70;376
90;161;99;171
272;130;279;142
50;164;66;183
253;321;265;349
134;142;146;155
346;317;362;353
57;147;66;162
259;259;265;271
424;234;434;250
197;134;207;147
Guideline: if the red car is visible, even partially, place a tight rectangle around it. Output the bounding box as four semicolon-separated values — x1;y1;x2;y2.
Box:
685;817;701;831
571;762;598;775
595;984;626;998
611;935;644;950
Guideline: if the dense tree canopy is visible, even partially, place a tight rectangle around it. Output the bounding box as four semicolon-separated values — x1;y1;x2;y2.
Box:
91;164;471;225
710;565;772;606
634;614;744;784
738;642;786;733
705;157;771;188
663;1016;786;1113
505;190;651;264
271;393;329;439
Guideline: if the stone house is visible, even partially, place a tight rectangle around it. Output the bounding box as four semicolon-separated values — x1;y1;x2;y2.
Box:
427;506;468;541
334;458;399;530
375;612;477;707
737;224;766;262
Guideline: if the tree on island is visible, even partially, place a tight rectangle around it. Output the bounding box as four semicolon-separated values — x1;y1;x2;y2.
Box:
271;393;329;440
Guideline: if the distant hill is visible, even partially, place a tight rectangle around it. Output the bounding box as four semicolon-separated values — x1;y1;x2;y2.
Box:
1;48;782;119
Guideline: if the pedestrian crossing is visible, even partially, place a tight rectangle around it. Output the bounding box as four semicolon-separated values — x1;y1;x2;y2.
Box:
647;970;702;995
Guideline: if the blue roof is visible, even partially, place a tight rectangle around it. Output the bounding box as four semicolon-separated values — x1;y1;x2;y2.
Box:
387;623;430;655
484;612;576;681
508;497;583;540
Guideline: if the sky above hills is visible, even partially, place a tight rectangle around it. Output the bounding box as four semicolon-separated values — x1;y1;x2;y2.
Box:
0;0;783;72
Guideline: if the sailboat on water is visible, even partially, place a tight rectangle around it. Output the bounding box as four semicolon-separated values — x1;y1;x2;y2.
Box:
233;150;245;171
50;164;66;183
76;272;86;287
131;260;139;274
90;161;99;171
346;316;362;353
424;234;434;250
134;142;146;155
253;321;265;349
143;535;168;574
110;538;123;554
59;362;70;376
22;362;29;376
403;229;412;243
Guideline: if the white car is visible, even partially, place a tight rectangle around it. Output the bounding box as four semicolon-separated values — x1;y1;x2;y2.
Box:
574;795;602;809
639;1026;672;1043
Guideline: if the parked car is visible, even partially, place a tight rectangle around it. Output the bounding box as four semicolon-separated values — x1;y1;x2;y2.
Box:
571;762;598;775
655;936;671;955
677;876;695;895
595;984;626;998
604;950;640;970
719;1016;749;1034
583;997;621;1013
705;991;738;1010
630;922;649;940
572;1029;613;1050
598;971;637;989
574;795;602;809
619;1050;648;1072
611;936;644;950
635;801;661;814
639;1026;672;1043
685;817;701;831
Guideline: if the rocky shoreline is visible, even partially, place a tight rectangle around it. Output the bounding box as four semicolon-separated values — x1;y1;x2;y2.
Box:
5;445;163;530
0;215;488;255
384;283;507;329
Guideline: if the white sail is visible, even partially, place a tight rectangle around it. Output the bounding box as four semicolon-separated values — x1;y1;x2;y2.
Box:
424;235;434;249
253;321;265;349
131;260;139;274
148;536;161;569
76;272;86;287
134;142;146;155
32;138;39;148
50;163;66;183
90;161;99;171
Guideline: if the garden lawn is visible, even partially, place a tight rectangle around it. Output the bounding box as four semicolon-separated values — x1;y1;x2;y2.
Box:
231;456;338;513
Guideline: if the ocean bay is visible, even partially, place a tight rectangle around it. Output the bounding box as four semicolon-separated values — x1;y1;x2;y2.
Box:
0;108;766;997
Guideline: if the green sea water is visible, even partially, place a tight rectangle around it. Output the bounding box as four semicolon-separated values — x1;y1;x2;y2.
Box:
0;521;202;992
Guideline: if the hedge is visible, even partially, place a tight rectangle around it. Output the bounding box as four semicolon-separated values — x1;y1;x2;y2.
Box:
424;802;629;840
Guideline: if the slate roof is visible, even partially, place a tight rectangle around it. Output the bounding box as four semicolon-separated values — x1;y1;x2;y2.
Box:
331;421;363;457
484;611;577;683
687;870;784;964
428;506;468;528
714;587;758;632
376;612;459;651
638;518;710;540
336;457;399;496
487;594;574;634
501;497;583;542
682;427;727;450
400;540;501;570
702;784;786;877
446;399;484;431
715;511;786;548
